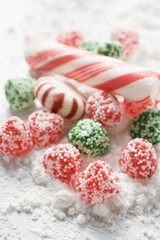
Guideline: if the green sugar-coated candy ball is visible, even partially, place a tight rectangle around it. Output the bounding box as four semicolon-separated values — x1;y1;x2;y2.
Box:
5;77;36;110
97;41;125;60
80;41;100;53
68;119;109;157
81;41;125;60
130;108;160;144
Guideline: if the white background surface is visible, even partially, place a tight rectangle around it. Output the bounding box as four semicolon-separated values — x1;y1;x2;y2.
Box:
1;0;160;239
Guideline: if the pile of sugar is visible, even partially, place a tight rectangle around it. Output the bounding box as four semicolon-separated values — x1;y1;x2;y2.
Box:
1;131;160;239
1;0;160;239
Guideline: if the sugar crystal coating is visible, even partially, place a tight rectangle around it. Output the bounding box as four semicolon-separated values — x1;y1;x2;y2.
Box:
68;119;109;157
81;40;125;60
28;110;64;147
130;108;160;144
119;138;157;178
97;41;125;60
80;41;100;53
5;77;36;110
57;31;84;47
86;90;121;128
42;144;82;184
0;116;33;156
75;160;120;205
111;28;139;57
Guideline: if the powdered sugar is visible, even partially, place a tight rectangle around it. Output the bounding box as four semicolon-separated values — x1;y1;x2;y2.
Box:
1;127;160;239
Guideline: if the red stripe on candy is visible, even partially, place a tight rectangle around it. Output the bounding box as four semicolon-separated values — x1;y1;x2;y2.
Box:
68;64;107;82
95;71;160;91
51;93;65;113
35;82;49;97
65;62;103;79
36;54;88;72
42;87;55;105
26;49;63;67
136;95;151;104
66;98;78;119
79;66;114;82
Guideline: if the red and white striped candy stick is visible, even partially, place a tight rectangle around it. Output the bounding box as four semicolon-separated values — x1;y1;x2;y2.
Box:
26;40;160;116
35;76;86;120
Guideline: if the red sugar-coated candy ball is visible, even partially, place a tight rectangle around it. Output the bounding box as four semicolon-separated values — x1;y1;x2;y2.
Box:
75;161;120;205
57;30;84;48
0;116;33;157
111;28;139;57
86;91;121;128
28;111;64;147
42;144;83;184
119;138;157;178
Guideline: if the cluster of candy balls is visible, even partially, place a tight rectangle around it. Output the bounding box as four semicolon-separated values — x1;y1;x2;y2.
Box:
2;30;160;206
57;28;139;59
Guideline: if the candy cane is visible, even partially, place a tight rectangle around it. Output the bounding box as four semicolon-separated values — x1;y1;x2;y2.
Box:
25;40;160;116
